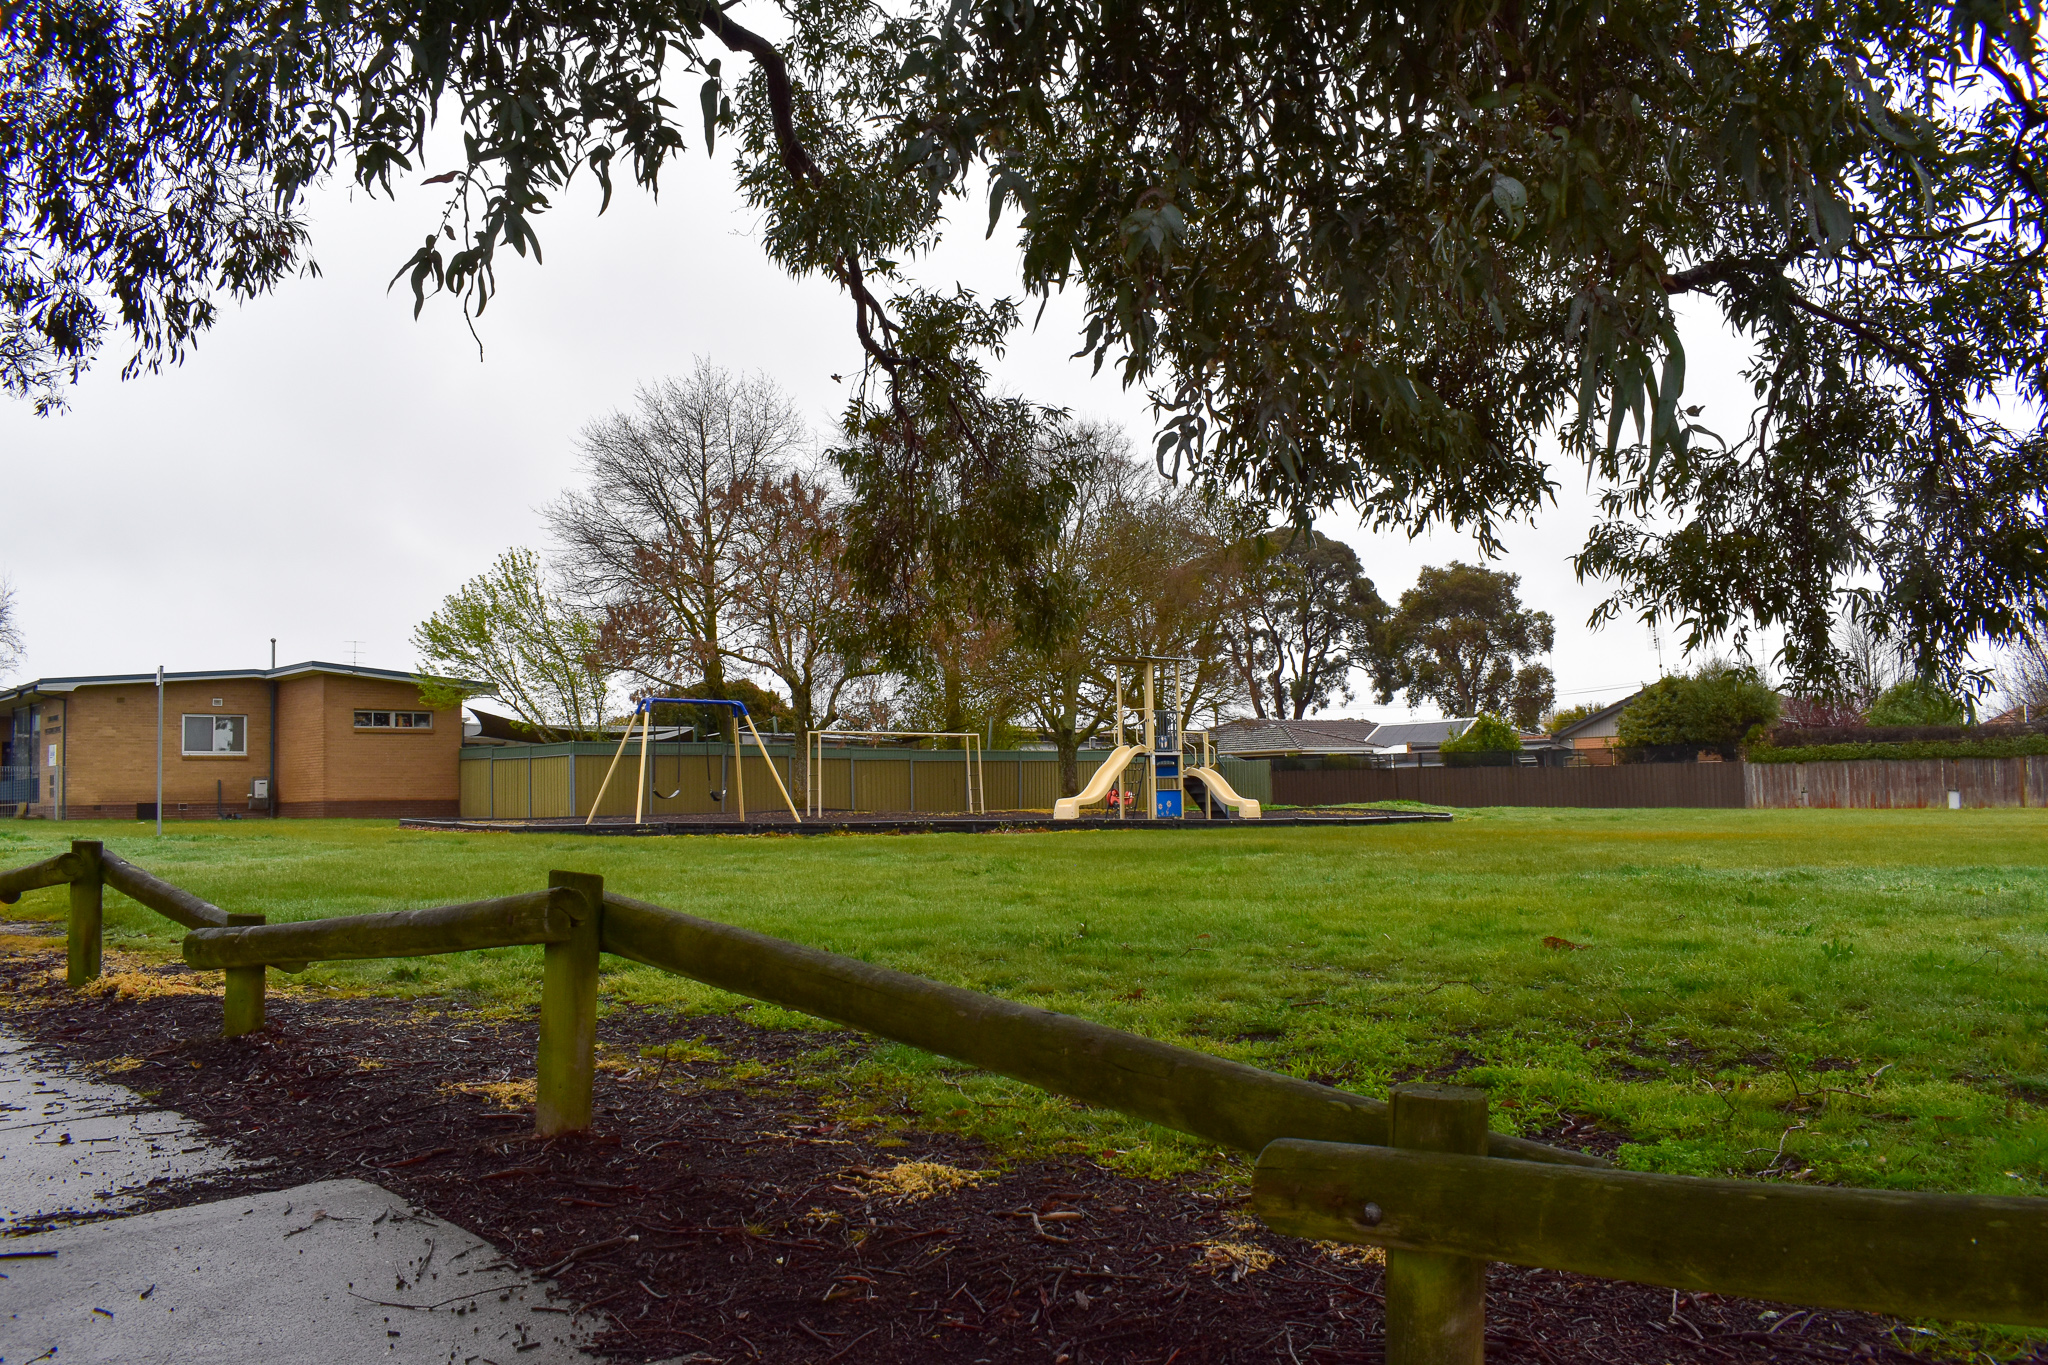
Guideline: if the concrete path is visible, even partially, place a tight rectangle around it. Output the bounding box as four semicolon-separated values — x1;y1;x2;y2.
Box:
0;1033;248;1231
1;1178;606;1364
0;1028;620;1365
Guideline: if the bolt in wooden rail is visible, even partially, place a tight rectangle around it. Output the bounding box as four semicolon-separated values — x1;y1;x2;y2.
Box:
595;891;1602;1168
66;840;104;988
1252;1114;2048;1335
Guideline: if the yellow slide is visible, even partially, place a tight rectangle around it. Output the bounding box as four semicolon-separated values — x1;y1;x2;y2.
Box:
1052;745;1148;819
1187;765;1262;819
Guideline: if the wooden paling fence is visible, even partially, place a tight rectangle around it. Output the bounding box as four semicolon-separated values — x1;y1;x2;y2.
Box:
4;841;2044;1361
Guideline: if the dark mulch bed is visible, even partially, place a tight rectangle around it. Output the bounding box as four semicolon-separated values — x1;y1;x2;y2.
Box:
0;942;1997;1364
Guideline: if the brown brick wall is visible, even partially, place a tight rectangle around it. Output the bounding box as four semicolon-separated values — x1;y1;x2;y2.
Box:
30;681;275;816
18;670;461;820
284;675;461;807
279;799;461;819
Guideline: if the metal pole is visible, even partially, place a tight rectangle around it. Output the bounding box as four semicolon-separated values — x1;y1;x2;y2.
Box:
634;704;649;825
155;666;164;836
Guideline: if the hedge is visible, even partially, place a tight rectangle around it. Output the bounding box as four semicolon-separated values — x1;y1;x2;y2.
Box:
1748;736;2048;764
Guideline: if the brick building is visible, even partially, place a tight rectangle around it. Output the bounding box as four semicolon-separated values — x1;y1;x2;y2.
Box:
0;662;470;819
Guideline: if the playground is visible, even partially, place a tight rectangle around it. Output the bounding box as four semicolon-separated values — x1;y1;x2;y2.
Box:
442;658;1332;834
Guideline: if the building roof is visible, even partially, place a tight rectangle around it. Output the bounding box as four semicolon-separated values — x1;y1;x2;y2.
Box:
1550;690;1644;742
0;661;485;704
1210;716;1476;756
1362;719;1476;750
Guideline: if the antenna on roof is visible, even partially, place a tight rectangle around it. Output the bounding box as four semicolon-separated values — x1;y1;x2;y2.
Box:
344;639;365;669
270;638;276;669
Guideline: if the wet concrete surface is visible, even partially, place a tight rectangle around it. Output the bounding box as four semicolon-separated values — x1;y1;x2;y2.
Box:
0;1025;618;1364
1;1178;607;1364
0;1031;250;1232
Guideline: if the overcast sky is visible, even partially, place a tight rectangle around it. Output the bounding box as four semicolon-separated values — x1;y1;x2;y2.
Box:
0;137;1773;720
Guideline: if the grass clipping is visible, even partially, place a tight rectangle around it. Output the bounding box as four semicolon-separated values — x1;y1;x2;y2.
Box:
446;1079;537;1110
854;1160;989;1204
1194;1240;1278;1281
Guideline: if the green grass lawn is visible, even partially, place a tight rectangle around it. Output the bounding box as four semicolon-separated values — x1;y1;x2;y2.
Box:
3;810;2045;1201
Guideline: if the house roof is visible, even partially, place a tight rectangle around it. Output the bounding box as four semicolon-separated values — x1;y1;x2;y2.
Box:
1210;718;1384;756
0;661;486;705
1210;716;1477;756
1550;690;1644;741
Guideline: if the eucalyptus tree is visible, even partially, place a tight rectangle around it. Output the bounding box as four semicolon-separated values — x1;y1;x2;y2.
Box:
10;0;2047;684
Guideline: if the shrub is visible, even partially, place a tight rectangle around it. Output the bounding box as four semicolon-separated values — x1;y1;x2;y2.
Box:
1864;678;1969;726
1440;713;1522;753
1615;663;1780;750
1749;735;2048;763
1544;701;1602;734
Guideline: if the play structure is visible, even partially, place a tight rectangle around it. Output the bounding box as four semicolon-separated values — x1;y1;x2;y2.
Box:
1054;655;1261;821
804;730;986;818
584;697;801;824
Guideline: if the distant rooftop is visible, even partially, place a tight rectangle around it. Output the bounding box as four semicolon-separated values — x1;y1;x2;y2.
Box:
2;661;486;704
1211;716;1475;756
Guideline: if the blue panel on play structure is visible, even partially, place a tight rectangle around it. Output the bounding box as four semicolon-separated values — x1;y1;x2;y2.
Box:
1156;789;1182;818
1154;754;1179;778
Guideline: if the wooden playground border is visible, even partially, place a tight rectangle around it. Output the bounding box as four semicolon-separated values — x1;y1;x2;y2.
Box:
4;839;2043;1359
399;809;1451;836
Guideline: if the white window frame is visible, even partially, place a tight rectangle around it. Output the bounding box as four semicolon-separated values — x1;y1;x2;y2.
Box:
353;710;435;731
182;713;249;756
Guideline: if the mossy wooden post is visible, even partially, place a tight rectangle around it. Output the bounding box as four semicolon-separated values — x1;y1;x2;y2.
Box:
222;913;267;1037
66;840;103;988
537;871;602;1135
1384;1084;1490;1365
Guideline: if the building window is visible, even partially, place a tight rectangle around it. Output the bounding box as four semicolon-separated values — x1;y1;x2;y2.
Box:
354;710;434;730
182;714;248;755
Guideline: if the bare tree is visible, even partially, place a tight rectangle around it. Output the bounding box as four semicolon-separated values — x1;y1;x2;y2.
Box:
549;359;808;730
727;469;886;798
1998;631;2048;720
0;578;22;679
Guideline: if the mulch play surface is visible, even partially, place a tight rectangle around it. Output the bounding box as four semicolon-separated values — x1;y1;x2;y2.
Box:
0;935;2011;1364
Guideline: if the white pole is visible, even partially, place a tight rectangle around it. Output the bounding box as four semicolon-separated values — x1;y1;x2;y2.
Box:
155;666;164;836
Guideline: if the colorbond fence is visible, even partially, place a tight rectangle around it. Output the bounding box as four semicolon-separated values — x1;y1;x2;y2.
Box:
3;839;2043;1359
1271;761;1747;809
459;743;1272;819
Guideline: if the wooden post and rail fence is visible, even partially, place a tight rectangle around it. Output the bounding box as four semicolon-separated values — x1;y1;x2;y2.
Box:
3;841;2043;1356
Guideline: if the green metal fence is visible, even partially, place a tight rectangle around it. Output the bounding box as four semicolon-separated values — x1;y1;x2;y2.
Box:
458;743;1271;819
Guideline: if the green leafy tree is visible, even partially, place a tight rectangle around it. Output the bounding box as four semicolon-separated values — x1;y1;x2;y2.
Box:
411;548;614;740
1544;702;1602;735
1373;563;1555;730
1865;678;1969;726
1615;662;1781;750
11;0;2048;685
1223;531;1388;719
1440;714;1524;753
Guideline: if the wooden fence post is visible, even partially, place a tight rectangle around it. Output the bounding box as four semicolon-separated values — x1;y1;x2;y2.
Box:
1384;1083;1490;1365
536;871;603;1135
222;913;267;1037
67;840;103;988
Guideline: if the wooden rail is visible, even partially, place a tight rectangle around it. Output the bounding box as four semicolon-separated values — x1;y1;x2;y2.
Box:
3;842;2044;1355
597;891;1597;1168
1254;1123;2048;1329
184;890;579;971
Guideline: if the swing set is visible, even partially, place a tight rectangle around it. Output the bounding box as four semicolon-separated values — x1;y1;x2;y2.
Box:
584;697;802;824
